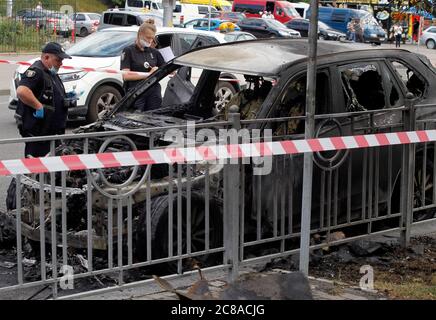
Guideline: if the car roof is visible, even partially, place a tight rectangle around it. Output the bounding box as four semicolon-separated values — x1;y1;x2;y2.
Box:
102;10;159;16
174;38;411;77
99;25;227;41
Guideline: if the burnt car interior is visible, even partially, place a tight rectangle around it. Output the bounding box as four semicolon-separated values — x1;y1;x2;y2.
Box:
341;64;387;112
217;75;274;121
271;71;330;137
390;60;426;98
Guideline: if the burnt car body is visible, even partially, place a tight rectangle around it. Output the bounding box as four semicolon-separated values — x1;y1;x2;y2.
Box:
5;39;436;257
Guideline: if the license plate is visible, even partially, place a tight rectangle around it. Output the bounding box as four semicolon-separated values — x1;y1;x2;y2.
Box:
380;38;385;41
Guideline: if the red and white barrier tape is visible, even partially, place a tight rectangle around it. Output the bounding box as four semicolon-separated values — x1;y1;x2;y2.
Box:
0;129;434;176
0;58;239;82
0;58;152;78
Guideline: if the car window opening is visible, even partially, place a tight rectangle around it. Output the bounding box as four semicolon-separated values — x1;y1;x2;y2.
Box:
391;61;426;98
272;72;330;136
341;64;386;112
219;76;273;121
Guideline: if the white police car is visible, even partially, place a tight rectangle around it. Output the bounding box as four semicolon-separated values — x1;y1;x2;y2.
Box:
9;26;244;123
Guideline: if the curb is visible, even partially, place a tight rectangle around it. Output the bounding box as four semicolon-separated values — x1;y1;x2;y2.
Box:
0;89;10;96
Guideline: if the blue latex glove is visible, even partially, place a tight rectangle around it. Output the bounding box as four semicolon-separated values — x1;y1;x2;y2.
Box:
66;91;77;99
33;107;44;119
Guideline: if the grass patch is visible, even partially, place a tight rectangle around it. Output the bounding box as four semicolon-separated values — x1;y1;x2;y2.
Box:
375;280;436;300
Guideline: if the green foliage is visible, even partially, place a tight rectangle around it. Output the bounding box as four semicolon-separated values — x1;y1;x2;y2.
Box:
0;18;63;52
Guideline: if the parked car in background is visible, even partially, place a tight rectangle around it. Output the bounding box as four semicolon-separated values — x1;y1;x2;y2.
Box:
181;0;232;11
70;12;101;37
232;0;301;23
125;0;164;14
285;18;345;40
17;8;74;37
204;11;246;24
292;2;309;19
183;18;240;31
238;18;300;38
9;26;244;123
99;9;163;30
307;7;386;44
172;3;218;26
420;26;436;49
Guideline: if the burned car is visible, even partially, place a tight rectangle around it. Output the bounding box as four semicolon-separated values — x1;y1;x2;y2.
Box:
4;39;436;267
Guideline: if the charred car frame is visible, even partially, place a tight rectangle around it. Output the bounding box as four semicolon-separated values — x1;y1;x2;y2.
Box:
4;39;436;263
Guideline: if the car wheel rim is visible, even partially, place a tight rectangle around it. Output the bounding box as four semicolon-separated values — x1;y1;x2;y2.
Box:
214;86;234;113
96;92;117;118
428;41;435;49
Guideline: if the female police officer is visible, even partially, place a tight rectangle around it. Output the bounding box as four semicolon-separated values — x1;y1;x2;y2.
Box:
121;19;165;111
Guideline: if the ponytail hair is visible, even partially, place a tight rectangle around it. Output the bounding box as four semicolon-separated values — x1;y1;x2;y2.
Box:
139;19;157;34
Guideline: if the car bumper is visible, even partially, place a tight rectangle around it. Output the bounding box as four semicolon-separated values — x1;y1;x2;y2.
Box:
366;35;386;43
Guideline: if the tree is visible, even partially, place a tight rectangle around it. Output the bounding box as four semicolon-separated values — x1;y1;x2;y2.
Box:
102;0;124;7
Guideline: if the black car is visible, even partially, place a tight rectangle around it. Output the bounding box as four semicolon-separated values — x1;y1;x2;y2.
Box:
238;18;300;38
285;18;345;40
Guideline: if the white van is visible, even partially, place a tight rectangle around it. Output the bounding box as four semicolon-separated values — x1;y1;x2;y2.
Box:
172;2;218;26
292;2;309;19
125;0;164;14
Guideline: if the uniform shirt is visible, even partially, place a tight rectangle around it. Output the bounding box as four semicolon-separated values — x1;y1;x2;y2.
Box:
120;43;165;91
18;60;67;132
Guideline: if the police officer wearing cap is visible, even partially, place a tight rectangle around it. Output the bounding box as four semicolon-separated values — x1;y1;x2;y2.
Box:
16;42;73;157
121;19;165;112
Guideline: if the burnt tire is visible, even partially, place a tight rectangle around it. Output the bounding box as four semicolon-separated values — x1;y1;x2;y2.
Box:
6;178;16;211
213;81;237;115
86;85;122;123
135;193;223;274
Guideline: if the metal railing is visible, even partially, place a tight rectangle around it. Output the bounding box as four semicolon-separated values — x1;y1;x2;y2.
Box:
0;99;435;299
0;1;77;53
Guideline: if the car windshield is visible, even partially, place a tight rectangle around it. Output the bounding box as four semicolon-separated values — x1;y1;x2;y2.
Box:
283;5;300;17
66;30;136;57
265;19;286;29
224;33;238;42
360;13;379;26
89;14;101;20
318;21;331;29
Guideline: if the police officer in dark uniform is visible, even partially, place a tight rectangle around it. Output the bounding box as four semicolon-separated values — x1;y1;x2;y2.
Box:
15;42;73;157
121;19;165;112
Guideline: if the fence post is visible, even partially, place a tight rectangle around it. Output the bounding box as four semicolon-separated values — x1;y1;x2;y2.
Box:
224;106;241;282
400;93;416;247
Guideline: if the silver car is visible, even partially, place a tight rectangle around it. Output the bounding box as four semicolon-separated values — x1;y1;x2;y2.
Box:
70;12;101;37
420;26;436;49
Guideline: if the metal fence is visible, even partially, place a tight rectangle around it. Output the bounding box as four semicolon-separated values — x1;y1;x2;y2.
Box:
0;100;435;299
0;0;77;53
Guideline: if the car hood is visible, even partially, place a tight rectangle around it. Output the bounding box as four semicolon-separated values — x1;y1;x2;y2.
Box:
15;56;118;74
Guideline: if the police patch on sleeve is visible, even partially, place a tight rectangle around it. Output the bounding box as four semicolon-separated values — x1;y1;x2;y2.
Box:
25;69;36;78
